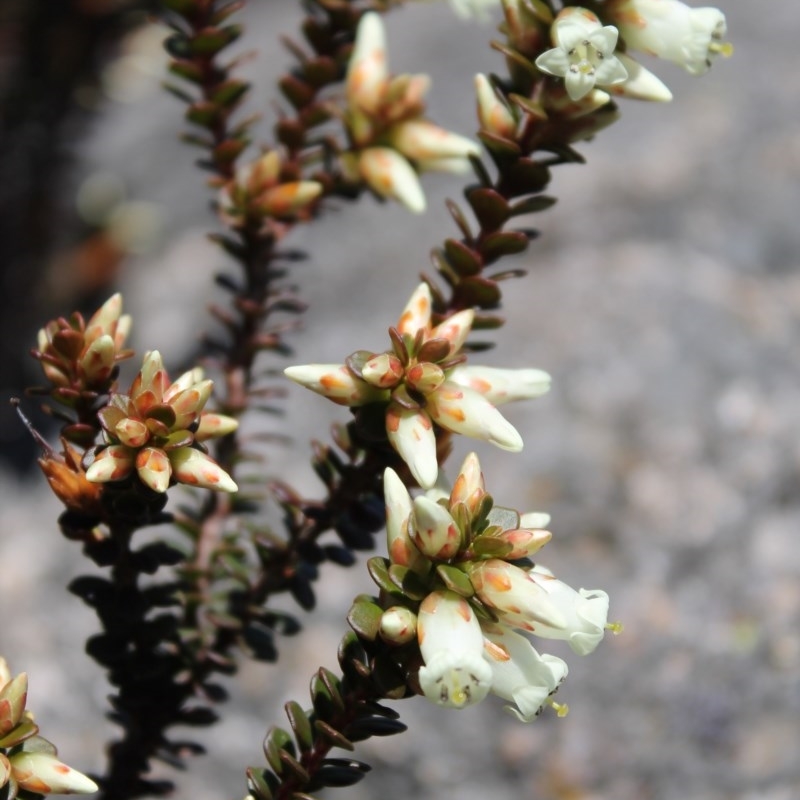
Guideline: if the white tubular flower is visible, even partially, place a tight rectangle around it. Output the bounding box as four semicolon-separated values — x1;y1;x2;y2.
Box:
483;625;568;722
417;591;493;709
604;0;731;76
469;559;567;631
535;8;628;101
529;566;610;655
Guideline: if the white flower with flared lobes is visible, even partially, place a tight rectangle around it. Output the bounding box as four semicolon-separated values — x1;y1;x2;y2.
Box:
284;283;551;489
527;565;611;655
482;623;568;721
417;590;493;709
342;13;481;213
603;0;730;76
535;8;628;101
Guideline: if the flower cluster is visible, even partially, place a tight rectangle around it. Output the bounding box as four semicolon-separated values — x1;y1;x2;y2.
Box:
534;2;730;101
340;13;480;212
86;350;238;494
34;293;132;393
219;150;322;227
285;283;550;488
0;658;97;796
369;453;614;720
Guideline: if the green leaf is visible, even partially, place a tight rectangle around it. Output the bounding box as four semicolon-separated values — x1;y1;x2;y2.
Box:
279;75;315;109
316;759;371;788
346;596;383;641
245;767;276;800
211;79;250;108
367;557;402;597
435;564;475;597
263;727;294;775
468;187;511;232
162;82;195;104
189;25;242;56
445;199;474;243
487;505;520;531
455;276;502;309
186;101;221;129
387;564;428;601
278;750;310;784
285;702;314;752
479;231;528;265
510;195;557;216
346;716;407;741
471;535;513;558
314;720;354;751
444;238;482;276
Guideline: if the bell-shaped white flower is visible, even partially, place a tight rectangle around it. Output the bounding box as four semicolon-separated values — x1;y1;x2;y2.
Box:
604;0;731;76
535;8;628;101
417;590;493;709
529;565;610;655
483;624;568;721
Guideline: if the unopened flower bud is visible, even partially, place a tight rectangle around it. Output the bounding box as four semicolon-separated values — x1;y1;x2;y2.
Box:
475;74;517;139
411;496;462;560
362;353;404;388
379;606;418;644
384;468;429;573
469;558;566;631
405;362;445;395
9;751;98;795
449;451;486;515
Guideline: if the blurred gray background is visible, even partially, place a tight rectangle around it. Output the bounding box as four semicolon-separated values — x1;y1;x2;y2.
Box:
1;1;799;799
